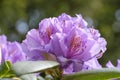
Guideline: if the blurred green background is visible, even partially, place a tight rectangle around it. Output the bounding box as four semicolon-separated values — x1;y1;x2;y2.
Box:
0;0;120;66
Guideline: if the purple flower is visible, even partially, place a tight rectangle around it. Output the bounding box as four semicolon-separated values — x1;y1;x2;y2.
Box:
22;13;88;60
82;58;102;70
0;35;26;64
87;28;107;58
48;27;105;72
58;13;88;28
38;13;87;42
106;59;120;68
21;29;46;60
21;13;107;74
106;60;120;80
39;17;62;44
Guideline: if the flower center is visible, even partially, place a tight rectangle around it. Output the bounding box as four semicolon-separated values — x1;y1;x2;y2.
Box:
46;27;52;40
70;36;83;55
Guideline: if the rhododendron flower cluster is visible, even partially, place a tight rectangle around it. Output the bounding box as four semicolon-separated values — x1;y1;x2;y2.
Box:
21;13;107;74
0;35;26;64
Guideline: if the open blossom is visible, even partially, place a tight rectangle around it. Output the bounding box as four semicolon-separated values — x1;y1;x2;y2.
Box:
0;35;26;64
38;13;87;43
21;29;47;60
48;27;105;73
22;13;88;60
21;13;107;74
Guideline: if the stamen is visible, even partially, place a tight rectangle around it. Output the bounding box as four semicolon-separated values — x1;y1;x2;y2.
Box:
70;36;82;54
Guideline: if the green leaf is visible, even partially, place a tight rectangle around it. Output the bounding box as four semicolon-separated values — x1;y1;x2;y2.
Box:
63;68;120;80
20;74;37;80
12;60;59;76
0;61;14;78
